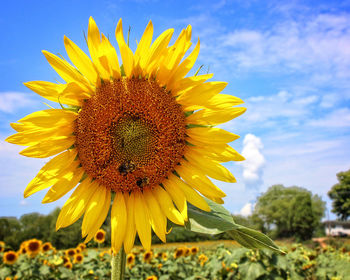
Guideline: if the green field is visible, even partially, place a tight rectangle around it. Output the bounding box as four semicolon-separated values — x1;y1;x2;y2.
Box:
1;239;350;280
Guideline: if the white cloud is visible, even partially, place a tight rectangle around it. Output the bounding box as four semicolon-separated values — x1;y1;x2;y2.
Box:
239;202;253;216
0;92;36;113
241;134;265;189
20;200;29;206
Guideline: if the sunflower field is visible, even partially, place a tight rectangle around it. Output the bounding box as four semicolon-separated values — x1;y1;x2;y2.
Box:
1;239;350;280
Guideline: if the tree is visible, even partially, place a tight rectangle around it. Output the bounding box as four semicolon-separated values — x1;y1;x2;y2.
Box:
253;185;326;240
328;169;350;220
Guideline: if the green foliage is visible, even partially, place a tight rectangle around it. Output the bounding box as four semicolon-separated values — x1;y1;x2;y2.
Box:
253;185;326;241
328;169;350;220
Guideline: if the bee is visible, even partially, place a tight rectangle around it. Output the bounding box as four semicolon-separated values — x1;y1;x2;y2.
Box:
136;177;149;188
118;160;136;175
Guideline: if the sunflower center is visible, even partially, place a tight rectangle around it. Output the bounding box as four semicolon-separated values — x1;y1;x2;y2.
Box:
75;78;186;192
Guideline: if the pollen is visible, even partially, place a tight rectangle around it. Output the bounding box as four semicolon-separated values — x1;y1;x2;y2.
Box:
75;78;186;192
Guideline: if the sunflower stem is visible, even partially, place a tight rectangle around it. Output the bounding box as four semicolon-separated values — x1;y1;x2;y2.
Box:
111;247;126;280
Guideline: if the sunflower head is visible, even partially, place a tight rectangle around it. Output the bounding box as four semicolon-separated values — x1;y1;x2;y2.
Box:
126;253;135;267
8;17;245;253
41;242;52;252
94;229;106;243
0;241;5;253
64;261;73;269
190;246;199;255
143;250;153;263
62;256;70;264
146;276;158;280
75;247;82;254
73;253;84;264
65;248;76;258
77;243;86;251
26;239;42;256
184;247;191;257
198;254;209;266
174;247;185;259
3;251;18;265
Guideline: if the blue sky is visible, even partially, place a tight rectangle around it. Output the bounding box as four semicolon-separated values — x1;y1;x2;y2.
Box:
1;0;349;219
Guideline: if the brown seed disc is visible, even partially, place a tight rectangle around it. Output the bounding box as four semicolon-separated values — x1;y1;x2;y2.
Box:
75;78;186;192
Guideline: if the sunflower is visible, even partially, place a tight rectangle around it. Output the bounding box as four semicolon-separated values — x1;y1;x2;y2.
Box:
75;247;82;254
198;254;208;266
65;248;76;258
190;246;199;255
62;255;70;264
174;247;184;259
64;261;73;269
3;251;18;265
0;241;5;253
77;243;86;251
73;253;84;264
126;253;135;268
146;276;158;280
143;250;153;263
26;239;42;256
7;17;245;253
94;229;106;243
42;242;53;252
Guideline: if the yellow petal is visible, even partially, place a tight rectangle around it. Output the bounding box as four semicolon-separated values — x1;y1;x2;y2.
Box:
185;148;236;183
143;28;174;75
188;140;245;162
134;191;151;251
176;159;226;198
205;94;244;110
56;178;99;230
6;124;73;146
162;179;188;221
167;39;200;89
59;82;91;106
186;127;239;144
123;193;136;253
19;136;75;158
111;191;127;253
170;74;213;93
23;149;77;198
42;51;93;93
64;35;99;85
167;174;210;212
177;82;227;108
152;186;184;225
23;81;80;106
18;109;77;128
186;107;246;125
115;19;134;77
143;189;167;242
82;185;111;241
134;20;153;62
87;17;111;80
100;34;121;79
42;167;84;203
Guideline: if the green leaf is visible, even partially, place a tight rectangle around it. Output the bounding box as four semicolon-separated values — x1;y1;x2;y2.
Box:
185;198;285;254
185;199;239;234
227;227;285;255
239;262;266;279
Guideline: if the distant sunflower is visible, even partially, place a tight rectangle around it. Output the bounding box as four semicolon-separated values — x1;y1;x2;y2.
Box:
73;253;84;264
190;246;199;255
126;253;135;268
77;243;86;251
146;276;158;280
143;250;153;263
65;248;76;258
174;248;184;259
26;239;42;256
7;17;245;253
64;261;73;269
94;229;106;243
3;251;18;265
42;242;53;252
